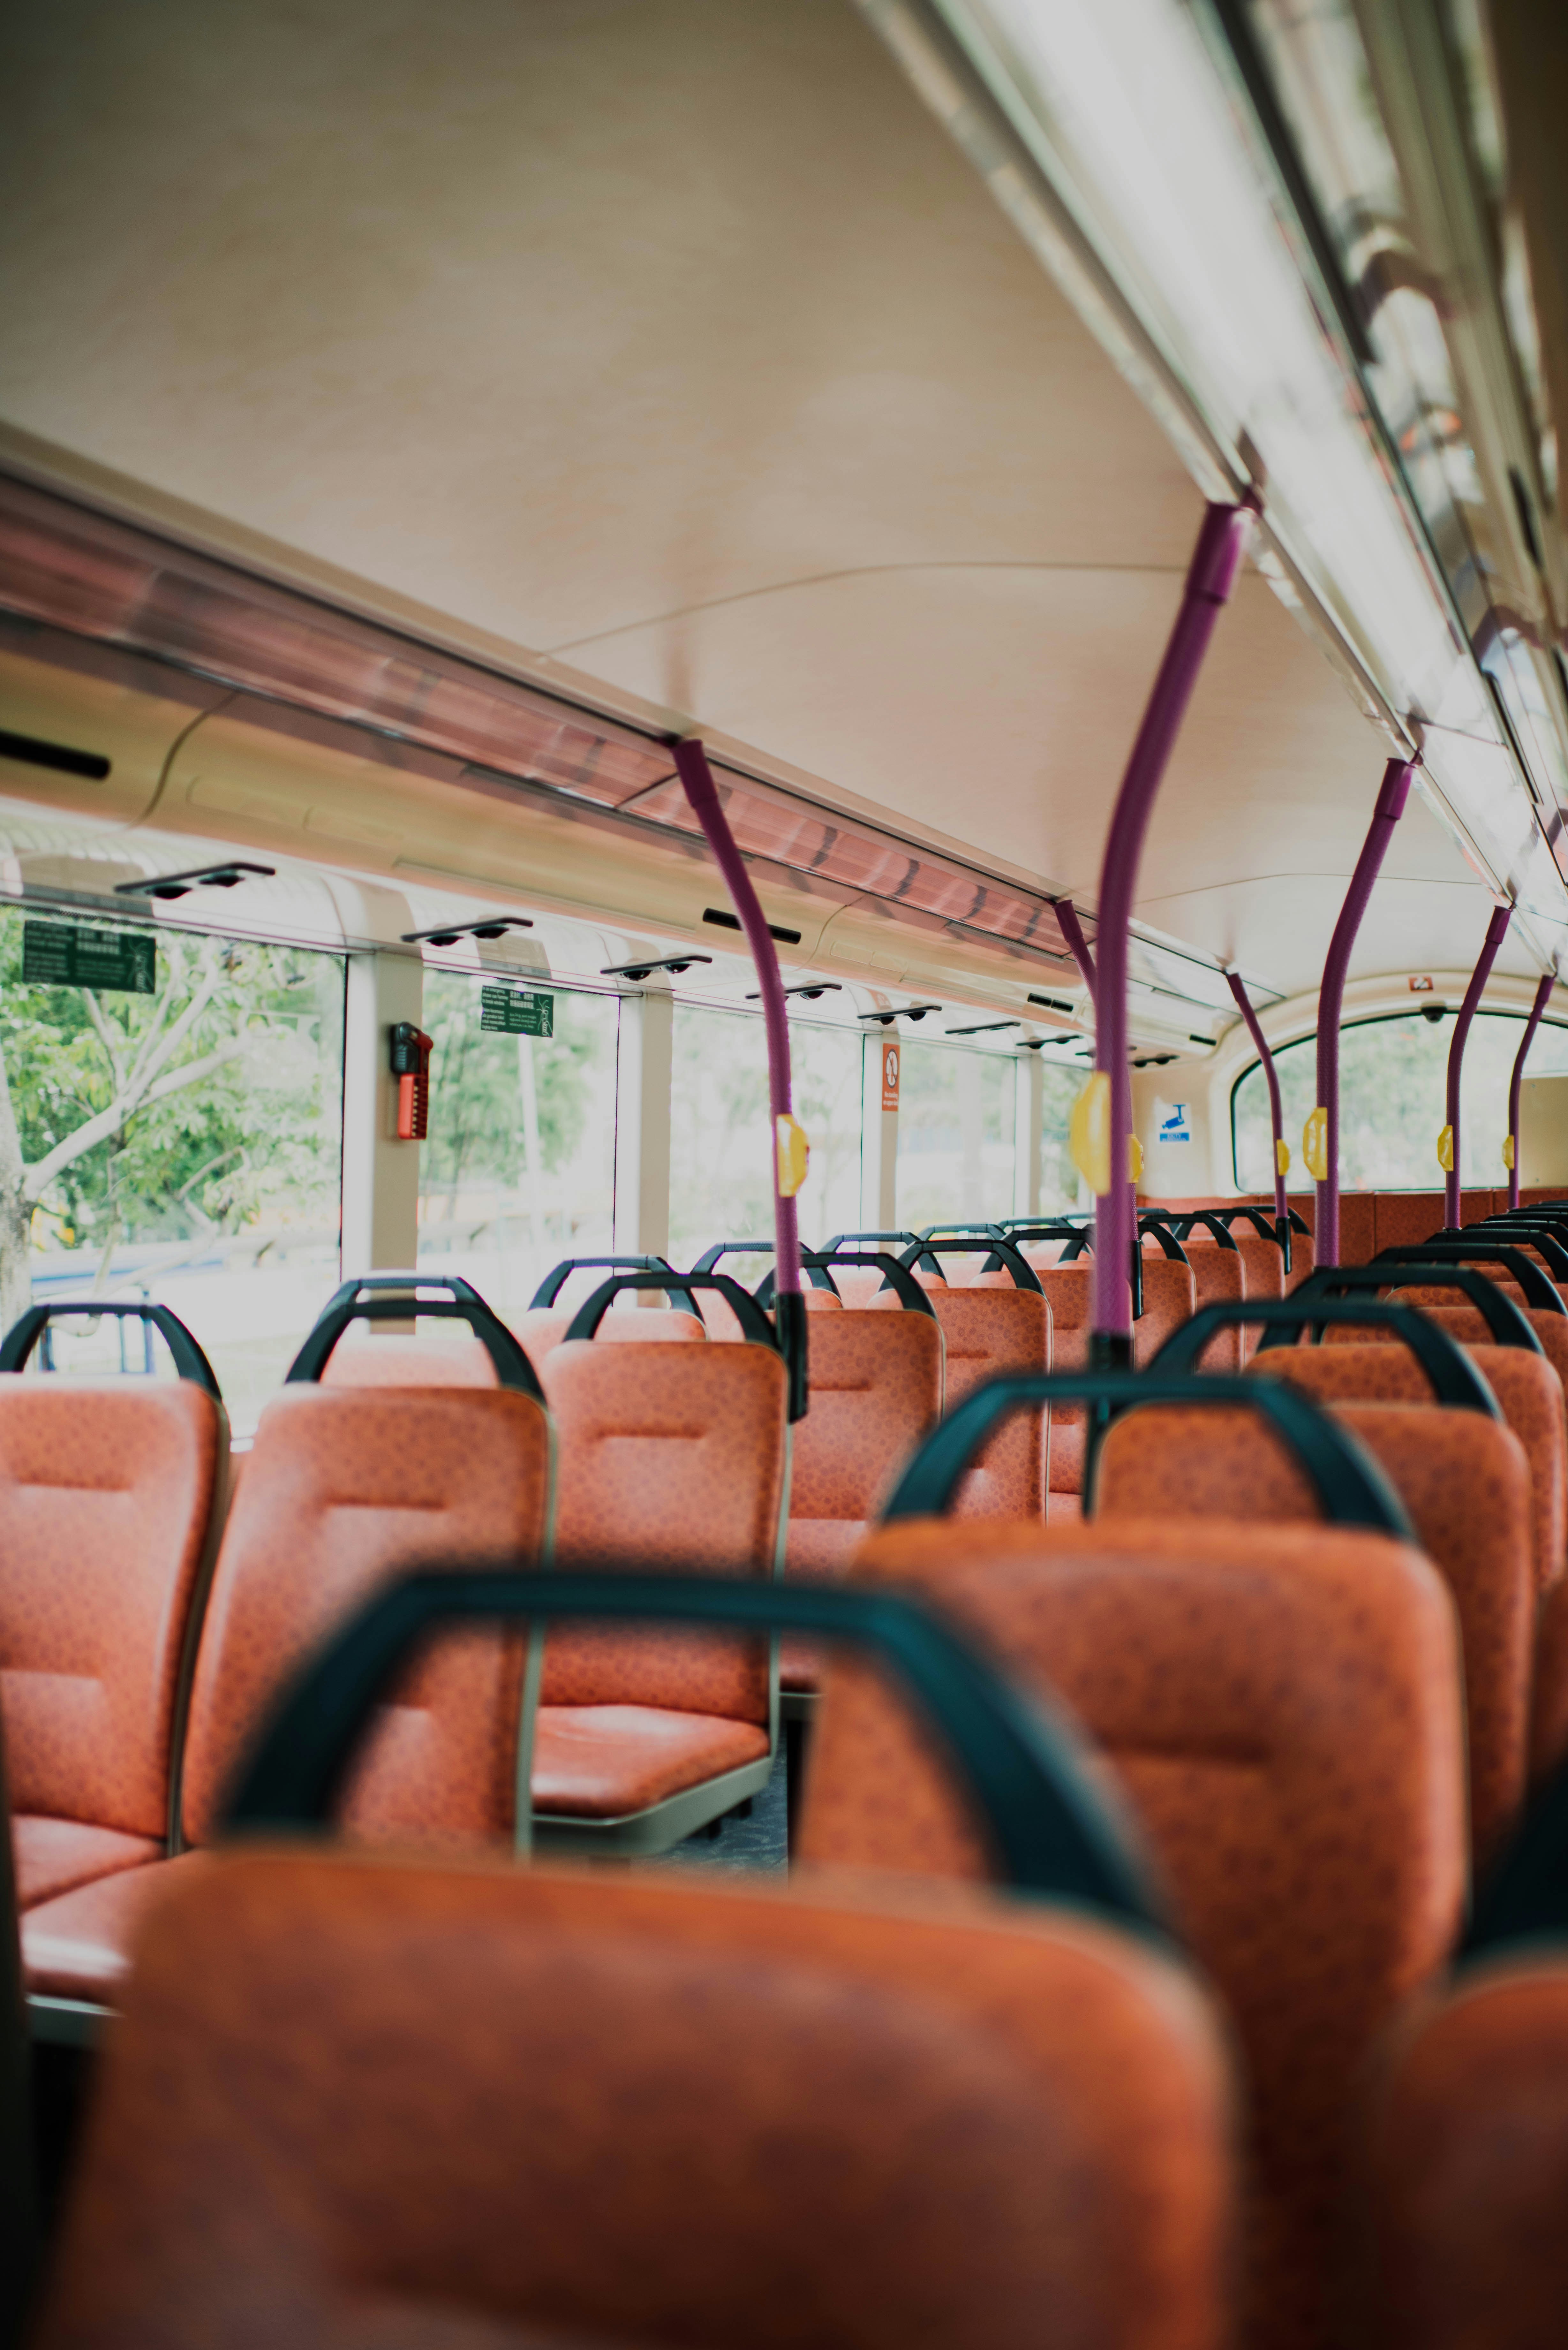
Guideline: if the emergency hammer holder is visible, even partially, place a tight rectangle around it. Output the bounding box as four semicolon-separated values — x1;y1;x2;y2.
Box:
390;1022;433;1141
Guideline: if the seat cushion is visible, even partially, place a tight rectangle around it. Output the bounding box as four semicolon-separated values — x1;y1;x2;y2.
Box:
12;1816;162;1911
23;1850;208;2005
530;1707;769;1817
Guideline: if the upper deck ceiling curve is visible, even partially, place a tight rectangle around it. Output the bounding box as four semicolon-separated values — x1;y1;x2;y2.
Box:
0;0;1493;999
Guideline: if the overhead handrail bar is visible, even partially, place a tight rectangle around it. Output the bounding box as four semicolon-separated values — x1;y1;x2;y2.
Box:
1309;758;1414;1265
1506;971;1556;1208
1442;904;1512;1227
674;738;808;1421
1088;501;1254;1357
1225;967;1292;1266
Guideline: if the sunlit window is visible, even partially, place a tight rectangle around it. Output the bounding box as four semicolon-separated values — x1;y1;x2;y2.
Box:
0;908;345;1432
896;1039;1015;1230
1232;1010;1568;1193
667;1005;862;1265
416;972;619;1315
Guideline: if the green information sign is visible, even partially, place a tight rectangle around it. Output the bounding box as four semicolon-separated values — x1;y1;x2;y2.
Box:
22;922;157;995
479;985;553;1037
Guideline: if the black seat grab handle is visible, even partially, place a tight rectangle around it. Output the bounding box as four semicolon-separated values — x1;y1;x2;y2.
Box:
1143;1209;1239;1253
529;1256;700;1316
1284;1264;1544;1351
695;1242;839;1294
758;1250;935;1318
317;1271;486;1316
1151;1299;1503;1415
221;1568;1165;1937
895;1234;1045;1293
565;1270;779;1352
0;1300;222;1396
1474;1225;1568;1279
1375;1242;1566;1314
882;1372;1414;1535
284;1296;545;1402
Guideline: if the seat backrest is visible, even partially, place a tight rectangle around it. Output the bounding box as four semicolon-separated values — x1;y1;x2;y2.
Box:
1299;1329;1566;1592
177;1387;551;1849
34;1846;1234;2350
1096;1392;1534;1866
876;1288;1050;1519
1030;1261;1196;1496
786;1311;944;1578
1359;1954;1568;2350
1530;1571;1568;1786
516;1303;708;1370
800;1515;1464;2350
321;1336;499;1388
538;1342;787;1718
1175;1235;1248;1366
0;1383;224;1846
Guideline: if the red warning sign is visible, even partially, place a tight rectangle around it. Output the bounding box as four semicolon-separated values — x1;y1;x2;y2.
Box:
881;1042;900;1114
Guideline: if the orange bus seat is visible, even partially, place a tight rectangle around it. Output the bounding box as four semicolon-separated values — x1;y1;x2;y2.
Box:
19;1384;551;2012
0;1383;225;1913
1360;1955;1568;2350
33;1846;1236;2350
800;1515;1464;2350
1032;1257;1195;1504
533;1340;788;1848
782;1308;944;1700
919;1288;1051;1518
1097;1393;1534;1868
1287;1335;1566;1593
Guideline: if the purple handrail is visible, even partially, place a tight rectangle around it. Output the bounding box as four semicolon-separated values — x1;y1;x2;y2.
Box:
1507;971;1556;1207
1444;902;1512;1226
1225;970;1287;1220
1313;758;1413;1266
1056;900;1097;997
1091;500;1254;1350
673;738;807;1414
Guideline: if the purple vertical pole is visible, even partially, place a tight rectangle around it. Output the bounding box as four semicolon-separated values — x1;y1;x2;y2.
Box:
1507;971;1555;1207
1055;900;1097;998
1225;970;1287;1220
672;738;807;1416
1091;500;1254;1354
1314;758;1414;1266
1444;902;1512;1226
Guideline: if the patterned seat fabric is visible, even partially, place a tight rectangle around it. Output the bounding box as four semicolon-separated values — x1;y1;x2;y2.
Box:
515;1303;707;1370
1308;1324;1566;1590
0;1382;225;1912
1098;1391;1535;1867
781;1309;944;1692
19;1384;552;2005
32;1847;1236;2350
534;1342;787;1815
1031;1258;1196;1496
868;1287;1050;1518
799;1516;1465;2350
1359;1957;1568;2350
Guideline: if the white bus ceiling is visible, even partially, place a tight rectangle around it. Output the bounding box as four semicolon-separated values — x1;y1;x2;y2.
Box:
1;0;1564;1070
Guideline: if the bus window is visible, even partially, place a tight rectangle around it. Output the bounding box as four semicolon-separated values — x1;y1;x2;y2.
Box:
668;1004;861;1263
414;970;618;1317
0;907;344;1433
896;1038;1015;1231
1233;1010;1568;1193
